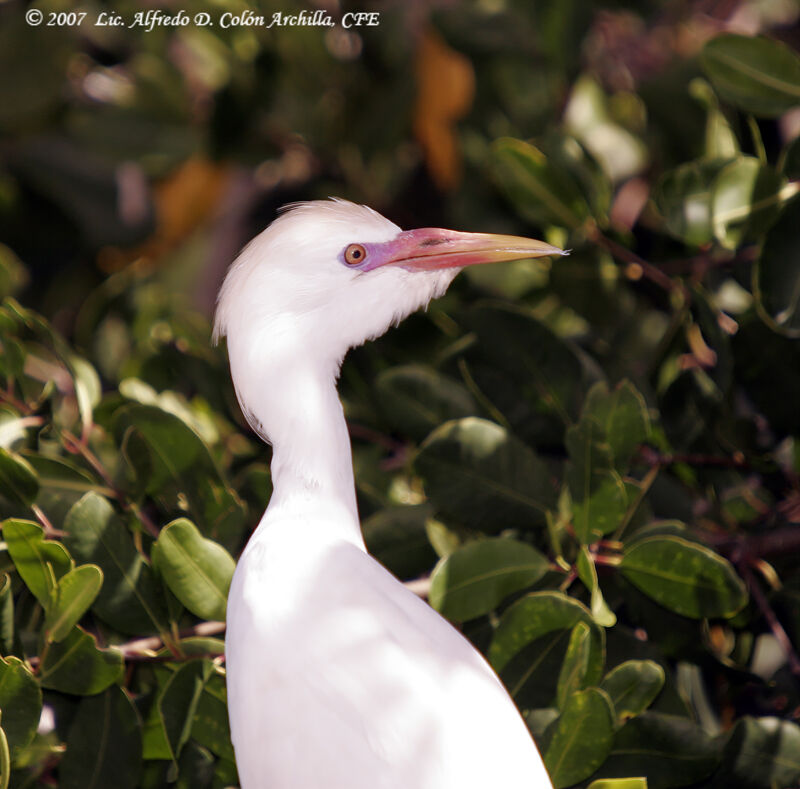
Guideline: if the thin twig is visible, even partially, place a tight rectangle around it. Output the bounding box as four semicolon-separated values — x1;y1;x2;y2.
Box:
591;228;686;298
739;560;800;677
61;429;160;538
638;445;753;471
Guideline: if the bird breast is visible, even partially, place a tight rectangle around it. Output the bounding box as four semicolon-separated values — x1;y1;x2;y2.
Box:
225;519;551;789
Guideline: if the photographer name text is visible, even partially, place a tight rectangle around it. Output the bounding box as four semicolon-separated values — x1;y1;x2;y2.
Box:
25;8;380;32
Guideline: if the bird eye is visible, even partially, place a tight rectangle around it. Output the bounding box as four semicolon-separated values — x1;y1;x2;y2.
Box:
344;243;367;266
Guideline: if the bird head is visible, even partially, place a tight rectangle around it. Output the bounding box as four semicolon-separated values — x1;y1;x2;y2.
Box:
214;199;563;361
214;199;564;438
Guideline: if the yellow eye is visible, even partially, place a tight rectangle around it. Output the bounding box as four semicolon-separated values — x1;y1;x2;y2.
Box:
344;244;367;265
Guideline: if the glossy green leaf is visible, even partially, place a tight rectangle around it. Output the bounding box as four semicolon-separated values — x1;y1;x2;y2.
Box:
756;199;800;336
462;303;585;446
374;365;477;440
115;404;246;553
2;519;72;606
596;712;720;788
159;660;213;764
0;722;8;789
544;688;616;788
655;159;733;245
0;657;41;758
44;563;103;643
416;417;557;533
490;591;605;682
581;381;650;472
0;574;13;655
71;356;101;435
59;686;142;789
587;780;647;789
492;137;589;229
429;537;549;621
564;75;648;183
577;546;617;627
566;419;627;542
191;674;235;762
621;536;747;618
39;626;123;694
24;454;99;527
152;518;235;622
710;157;784;249
702;34;800;117
690;78;740;159
556;621;591;709
0;448;38;506
715;716;800;789
64;492;168;636
600;660;665;725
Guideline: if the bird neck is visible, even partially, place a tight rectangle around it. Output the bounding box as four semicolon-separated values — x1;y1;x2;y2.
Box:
254;359;362;545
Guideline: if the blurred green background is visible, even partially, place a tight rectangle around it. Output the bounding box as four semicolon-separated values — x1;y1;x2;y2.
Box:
2;0;800;787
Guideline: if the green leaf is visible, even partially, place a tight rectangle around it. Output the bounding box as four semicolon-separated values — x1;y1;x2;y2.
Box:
0;656;41;758
588;780;647;789
39;626;123;694
566;419;628;542
159;660;213;764
152;518;235;622
115;404;246;553
59;686;142;789
2;519;72;606
620;535;748;618
64;493;168;636
715;716;800;789
710;157;784;250
690;78;740;159
596;712;720;788
462;303;585;445
24;454;99;527
191;674;235;762
416;417;557;533
564;75;648;183
428;537;549;621
491;137;589;229
0;574;13;655
362;505;437;581
756;199;800;336
600;660;665;725
581;381;651;473
543;688;616;788
374;364;477;441
654;158;733;246
701;34;800;117
556;621;592;709
577;546;617;627
0;722;8;789
490;591;605;681
71;355;101;435
0;448;38;506
44;563;103;643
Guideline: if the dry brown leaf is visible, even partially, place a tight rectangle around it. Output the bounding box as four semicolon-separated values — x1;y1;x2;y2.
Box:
413;29;475;191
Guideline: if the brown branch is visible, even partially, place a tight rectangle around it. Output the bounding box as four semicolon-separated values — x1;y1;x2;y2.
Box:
705;526;800;563
739;560;800;677
61;429;160;538
638;445;754;471
590;228;685;298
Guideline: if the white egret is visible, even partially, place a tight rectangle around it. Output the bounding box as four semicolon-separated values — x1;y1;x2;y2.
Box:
214;199;563;789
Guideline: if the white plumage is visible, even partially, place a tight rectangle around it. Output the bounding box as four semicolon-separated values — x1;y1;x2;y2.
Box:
215;199;561;789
